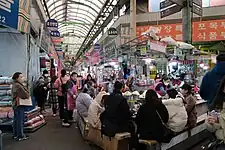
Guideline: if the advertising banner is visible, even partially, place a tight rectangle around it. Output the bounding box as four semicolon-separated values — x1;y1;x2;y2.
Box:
137;19;225;42
210;0;225;6
104;40;117;59
0;0;30;33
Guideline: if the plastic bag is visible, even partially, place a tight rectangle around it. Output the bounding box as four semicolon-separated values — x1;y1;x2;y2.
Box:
177;41;195;49
73;109;78;122
160;37;178;46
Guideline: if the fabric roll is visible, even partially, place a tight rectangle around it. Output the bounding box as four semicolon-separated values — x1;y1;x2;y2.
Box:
0;101;12;107
0;85;11;90
0;96;12;101
0;79;13;85
0;90;11;96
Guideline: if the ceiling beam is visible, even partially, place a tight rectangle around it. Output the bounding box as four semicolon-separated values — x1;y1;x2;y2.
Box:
59;27;88;35
75;0;118;60
51;9;95;23
59;29;87;36
58;21;93;26
42;0;50;18
64;0;68;21
47;0;101;13
56;14;93;25
58;24;89;32
48;2;98;17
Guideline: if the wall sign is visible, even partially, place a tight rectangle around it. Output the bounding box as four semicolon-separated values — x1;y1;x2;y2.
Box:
0;0;19;29
0;0;30;33
137;19;225;42
108;28;118;36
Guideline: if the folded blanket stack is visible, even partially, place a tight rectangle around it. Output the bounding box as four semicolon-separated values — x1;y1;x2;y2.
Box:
24;107;46;132
0;77;13;129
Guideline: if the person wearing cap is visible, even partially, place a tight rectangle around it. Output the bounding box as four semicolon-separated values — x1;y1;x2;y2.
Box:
200;53;225;105
180;84;197;128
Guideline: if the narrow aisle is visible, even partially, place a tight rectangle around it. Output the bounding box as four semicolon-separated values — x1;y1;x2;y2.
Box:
3;115;100;150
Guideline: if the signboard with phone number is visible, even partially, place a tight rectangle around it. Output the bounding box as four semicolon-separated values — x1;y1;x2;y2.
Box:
0;0;19;30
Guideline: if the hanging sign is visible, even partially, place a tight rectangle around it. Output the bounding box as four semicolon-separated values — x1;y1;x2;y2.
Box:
149;41;167;53
94;43;101;51
108;28;118;36
52;38;63;44
57;51;64;60
55;44;62;51
104;40;117;58
0;0;31;33
160;5;182;18
46;19;58;31
50;30;60;37
137;45;147;56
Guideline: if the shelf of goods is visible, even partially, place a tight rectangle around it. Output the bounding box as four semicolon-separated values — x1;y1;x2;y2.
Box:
24;107;46;133
0;77;46;133
0;77;13;132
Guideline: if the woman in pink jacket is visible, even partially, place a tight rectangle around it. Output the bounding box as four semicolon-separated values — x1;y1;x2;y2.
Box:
67;72;78;122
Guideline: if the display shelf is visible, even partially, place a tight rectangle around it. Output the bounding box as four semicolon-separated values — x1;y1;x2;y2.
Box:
0;77;13;132
24;121;47;133
24;107;46;133
0;119;13;132
24;107;41;121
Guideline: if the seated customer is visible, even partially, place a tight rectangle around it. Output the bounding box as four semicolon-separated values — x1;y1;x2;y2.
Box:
76;88;93;118
100;81;138;150
136;89;171;143
180;84;197;128
88;91;108;129
163;89;188;132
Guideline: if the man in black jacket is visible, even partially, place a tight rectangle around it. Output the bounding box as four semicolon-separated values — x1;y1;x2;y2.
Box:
100;81;138;150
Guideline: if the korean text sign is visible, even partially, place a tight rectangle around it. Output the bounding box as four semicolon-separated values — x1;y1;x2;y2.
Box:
137;19;225;42
0;0;19;29
192;20;225;41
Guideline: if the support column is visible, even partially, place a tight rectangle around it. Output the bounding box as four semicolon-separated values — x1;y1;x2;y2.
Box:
182;0;192;44
130;0;137;39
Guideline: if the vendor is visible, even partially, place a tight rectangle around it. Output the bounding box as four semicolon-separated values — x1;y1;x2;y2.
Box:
155;75;170;96
154;73;161;83
125;76;134;92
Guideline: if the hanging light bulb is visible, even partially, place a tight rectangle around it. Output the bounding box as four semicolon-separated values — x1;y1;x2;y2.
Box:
149;65;154;70
203;65;209;70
